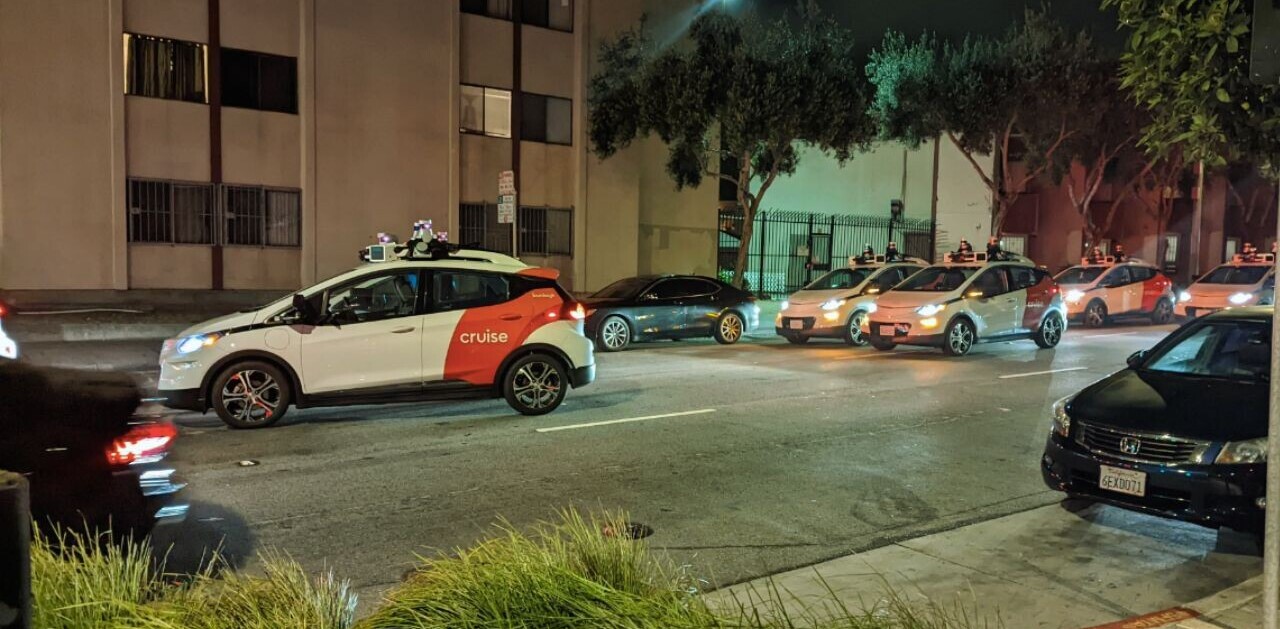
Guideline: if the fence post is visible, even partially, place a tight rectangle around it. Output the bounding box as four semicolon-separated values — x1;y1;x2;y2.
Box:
756;212;768;297
828;215;836;266
0;472;31;629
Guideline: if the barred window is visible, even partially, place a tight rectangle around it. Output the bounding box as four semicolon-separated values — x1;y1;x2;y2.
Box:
459;202;514;254
124;34;208;103
223;185;301;247
518;206;572;256
127;179;215;244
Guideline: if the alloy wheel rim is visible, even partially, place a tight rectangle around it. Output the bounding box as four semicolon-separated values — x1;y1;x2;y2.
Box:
1156;301;1171;321
602;319;629;349
849;312;865;344
950;324;973;353
222;370;281;424
721;314;743;342
1044;316;1062;345
1086;304;1104;326
513;361;562;409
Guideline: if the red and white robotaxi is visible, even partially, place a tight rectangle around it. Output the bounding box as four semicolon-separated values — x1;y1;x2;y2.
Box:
1056;256;1176;327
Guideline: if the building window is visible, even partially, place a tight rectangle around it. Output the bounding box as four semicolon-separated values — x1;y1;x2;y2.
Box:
124;34;208;103
1000;234;1028;256
521;93;571;145
460;202;514;254
461;0;512;19
222;48;298;114
128;179;216;244
518;206;573;256
522;0;572;31
222;185;301;247
1162;233;1181;268
461;85;512;138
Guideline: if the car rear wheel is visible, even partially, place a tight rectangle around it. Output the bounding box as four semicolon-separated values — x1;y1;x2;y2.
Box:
1083;300;1108;328
843;311;869;346
1034;312;1064;349
597;316;631;352
211;361;291;429
1150;298;1174;325
942;318;976;356
504;353;567;416
715;311;745;345
870;337;896;351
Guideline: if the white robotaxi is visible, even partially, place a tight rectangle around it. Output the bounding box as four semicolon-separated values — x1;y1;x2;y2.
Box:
775;255;925;346
0;301;16;360
865;252;1067;356
1055;256;1176;327
158;223;595;428
1176;253;1276;319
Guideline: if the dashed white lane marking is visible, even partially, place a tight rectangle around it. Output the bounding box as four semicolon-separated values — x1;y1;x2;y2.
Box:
535;408;717;433
998;366;1090;379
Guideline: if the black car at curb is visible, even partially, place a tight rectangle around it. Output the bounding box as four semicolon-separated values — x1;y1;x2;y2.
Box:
582;275;760;351
1042;307;1270;534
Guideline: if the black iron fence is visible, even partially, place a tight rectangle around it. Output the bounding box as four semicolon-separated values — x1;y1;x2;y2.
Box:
717;209;934;299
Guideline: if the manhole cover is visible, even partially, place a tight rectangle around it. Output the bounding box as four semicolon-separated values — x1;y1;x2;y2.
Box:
603;522;653;540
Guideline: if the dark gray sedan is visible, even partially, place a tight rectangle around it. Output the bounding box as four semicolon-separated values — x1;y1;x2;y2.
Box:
582;275;760;351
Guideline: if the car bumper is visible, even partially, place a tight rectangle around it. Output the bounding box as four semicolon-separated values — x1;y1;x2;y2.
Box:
1175;304;1222;319
571;364;595;388
1041;436;1265;532
160;387;204;412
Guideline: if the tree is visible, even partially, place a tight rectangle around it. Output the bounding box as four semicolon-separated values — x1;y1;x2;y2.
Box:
1131;146;1190;258
1104;0;1280;167
866;9;1100;235
865;9;1095;235
588;4;875;288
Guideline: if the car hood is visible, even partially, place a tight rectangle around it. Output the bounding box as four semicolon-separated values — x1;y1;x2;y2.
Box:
1188;283;1254;296
1068;368;1266;442
177;310;259;338
874;290;956;310
1057;283;1093;292
787;288;858;305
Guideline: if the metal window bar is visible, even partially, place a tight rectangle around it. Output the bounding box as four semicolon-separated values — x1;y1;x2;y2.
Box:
458;202;513;254
518;206;547;255
265;189;301;246
127;178;216;244
546;207;572;255
717;208;934;298
222;185;265;246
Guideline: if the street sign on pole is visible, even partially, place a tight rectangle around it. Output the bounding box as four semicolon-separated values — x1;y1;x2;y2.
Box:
498;170;516;196
498;195;516;225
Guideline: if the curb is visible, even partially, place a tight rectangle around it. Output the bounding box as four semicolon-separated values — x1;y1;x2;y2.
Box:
13;325;187;343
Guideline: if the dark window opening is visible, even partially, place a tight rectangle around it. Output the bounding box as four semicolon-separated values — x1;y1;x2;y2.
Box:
521;93;571;145
221;48;297;114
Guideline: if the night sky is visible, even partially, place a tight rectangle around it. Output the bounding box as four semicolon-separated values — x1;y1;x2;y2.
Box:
748;0;1125;54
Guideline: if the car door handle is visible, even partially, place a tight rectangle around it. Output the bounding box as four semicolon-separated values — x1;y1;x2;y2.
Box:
500;314;524;321
391;326;417;334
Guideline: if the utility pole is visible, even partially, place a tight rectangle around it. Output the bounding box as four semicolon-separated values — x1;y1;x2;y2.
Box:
1190;160;1205;278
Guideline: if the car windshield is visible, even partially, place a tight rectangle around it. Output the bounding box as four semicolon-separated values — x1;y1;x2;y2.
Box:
1144;320;1270;380
593;277;652;299
895;266;977;292
1197;265;1270;285
1055;267;1105;285
803;268;872;290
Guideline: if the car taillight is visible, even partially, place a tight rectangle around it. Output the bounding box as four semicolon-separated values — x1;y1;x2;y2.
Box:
568;302;586;320
106;422;177;465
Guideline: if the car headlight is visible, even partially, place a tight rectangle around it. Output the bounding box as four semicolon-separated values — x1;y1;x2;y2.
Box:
821;299;846;311
1179;290;1192;302
1051;395;1072;437
1216;438;1267;464
864;302;877;314
916;303;945;317
176;333;222;355
780;300;789;311
1065;289;1085;303
1229;292;1255;305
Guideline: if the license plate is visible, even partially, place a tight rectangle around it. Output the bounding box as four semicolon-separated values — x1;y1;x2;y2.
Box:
1099;465;1146;497
789;320;804;330
879;324;895;336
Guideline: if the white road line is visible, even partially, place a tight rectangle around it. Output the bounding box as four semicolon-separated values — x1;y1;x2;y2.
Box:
535;409;717;433
998;366;1089;379
1073;331;1151;339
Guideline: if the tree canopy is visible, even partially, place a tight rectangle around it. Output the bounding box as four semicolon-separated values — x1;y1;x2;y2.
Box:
588;4;875;286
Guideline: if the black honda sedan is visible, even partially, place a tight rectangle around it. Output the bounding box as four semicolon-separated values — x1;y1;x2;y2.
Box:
1042;307;1269;534
582;275;760;351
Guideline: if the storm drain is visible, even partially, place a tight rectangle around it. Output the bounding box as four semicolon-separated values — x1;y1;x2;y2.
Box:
603;522;654;540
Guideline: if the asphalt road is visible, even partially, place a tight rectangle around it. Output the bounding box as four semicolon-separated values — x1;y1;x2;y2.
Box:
145;321;1261;612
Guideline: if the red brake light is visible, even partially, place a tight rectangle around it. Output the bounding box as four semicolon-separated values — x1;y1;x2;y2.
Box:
107;422;177;465
569;303;586;320
0;301;8;317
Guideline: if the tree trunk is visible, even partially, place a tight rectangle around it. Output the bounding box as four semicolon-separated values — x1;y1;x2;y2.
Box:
732;205;755;290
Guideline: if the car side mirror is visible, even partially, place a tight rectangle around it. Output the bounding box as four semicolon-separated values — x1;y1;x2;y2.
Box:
291;293;319;324
1127;350;1148;368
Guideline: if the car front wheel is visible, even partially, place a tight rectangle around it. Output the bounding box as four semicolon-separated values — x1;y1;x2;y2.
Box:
715;311;745;345
504;353;568;416
1150;298;1173;325
942;318;976;356
211;361;292;429
870;336;896;351
1083;300;1108;328
844;311;869;346
1035;312;1064;349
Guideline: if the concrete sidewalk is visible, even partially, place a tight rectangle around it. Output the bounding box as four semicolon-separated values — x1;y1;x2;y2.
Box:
711;502;1263;629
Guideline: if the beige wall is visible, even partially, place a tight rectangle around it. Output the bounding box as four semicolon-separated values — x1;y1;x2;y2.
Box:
520;141;574;207
933;139;993;258
765;142;936;220
126;97;210;181
460;14;513;89
220;0;298;56
523;27;574;98
222;108;301;188
129;244;212;288
124;0;205;41
0;0;125;290
459;134;512;203
636;136;718;277
311;0;455;281
224;247;301;289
